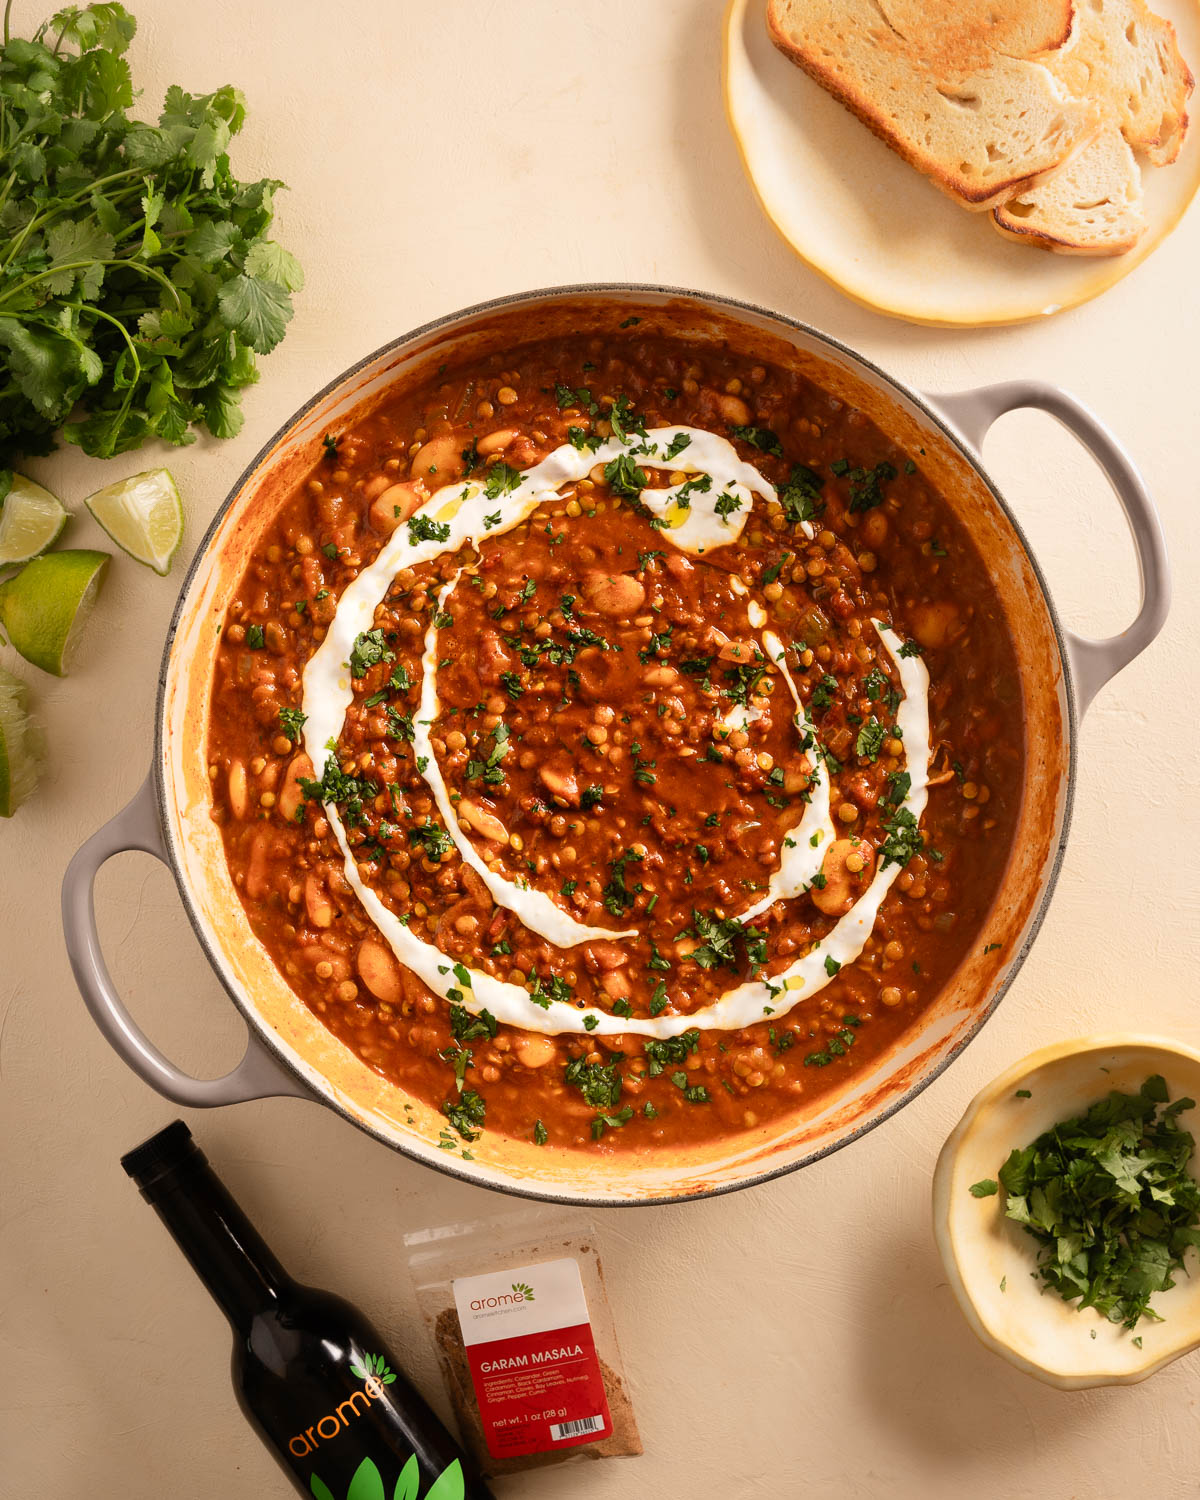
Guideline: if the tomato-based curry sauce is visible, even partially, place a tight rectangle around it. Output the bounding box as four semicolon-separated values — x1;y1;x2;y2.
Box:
206;330;1024;1156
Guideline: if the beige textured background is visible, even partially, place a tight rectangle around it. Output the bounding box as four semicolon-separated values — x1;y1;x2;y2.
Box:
2;1;1199;1495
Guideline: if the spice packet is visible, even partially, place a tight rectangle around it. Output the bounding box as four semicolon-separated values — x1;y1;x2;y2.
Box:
405;1207;642;1476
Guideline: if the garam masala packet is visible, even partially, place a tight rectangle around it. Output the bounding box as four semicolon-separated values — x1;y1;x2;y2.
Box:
405;1208;641;1476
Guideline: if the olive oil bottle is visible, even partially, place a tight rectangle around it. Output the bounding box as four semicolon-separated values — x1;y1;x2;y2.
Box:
121;1121;493;1500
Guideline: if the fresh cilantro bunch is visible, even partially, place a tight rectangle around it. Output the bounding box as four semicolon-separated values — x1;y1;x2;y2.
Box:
0;3;302;469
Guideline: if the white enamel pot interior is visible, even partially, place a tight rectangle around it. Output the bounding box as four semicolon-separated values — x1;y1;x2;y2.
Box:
62;285;1169;1204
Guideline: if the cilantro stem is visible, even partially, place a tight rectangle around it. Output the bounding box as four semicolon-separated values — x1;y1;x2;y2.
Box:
0;166;150;270
0;255;181;311
82;303;143;384
3;0;12;46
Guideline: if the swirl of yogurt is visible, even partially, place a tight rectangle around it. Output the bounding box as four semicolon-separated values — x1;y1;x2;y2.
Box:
300;422;928;1036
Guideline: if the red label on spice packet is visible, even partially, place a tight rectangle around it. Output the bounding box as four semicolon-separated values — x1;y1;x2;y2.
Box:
453;1256;613;1457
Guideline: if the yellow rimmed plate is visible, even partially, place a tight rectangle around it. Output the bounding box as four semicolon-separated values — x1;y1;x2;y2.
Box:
723;0;1200;326
934;1036;1200;1389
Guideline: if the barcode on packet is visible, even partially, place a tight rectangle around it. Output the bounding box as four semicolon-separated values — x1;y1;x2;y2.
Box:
549;1414;606;1441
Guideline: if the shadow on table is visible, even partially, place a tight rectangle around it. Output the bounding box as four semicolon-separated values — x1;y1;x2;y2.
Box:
843;1212;1158;1483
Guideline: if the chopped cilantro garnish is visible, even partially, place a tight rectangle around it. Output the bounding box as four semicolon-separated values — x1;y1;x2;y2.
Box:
591;1106;634;1140
878;806;923;868
644;1030;700;1077
442;1089;486;1141
298;756;376;828
603;452;648;498
449;1004;498;1042
409;822;454;859
528;972;572;1009
714;490;743;522
278;706;307;742
778;464;825;524
602;848;644;915
407;514;451;544
385;707;415;742
810;673;838;713
684;910;767;975
670;1072;711;1104
483;462;523;499
349;628;395;679
564;1055;623;1109
729;424;783;456
844;461;898;513
855;718;886;762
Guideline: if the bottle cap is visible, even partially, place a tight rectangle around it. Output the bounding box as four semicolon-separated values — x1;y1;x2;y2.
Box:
121;1119;203;1190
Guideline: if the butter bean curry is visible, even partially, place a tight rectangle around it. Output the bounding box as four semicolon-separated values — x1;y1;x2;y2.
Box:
207;328;1024;1157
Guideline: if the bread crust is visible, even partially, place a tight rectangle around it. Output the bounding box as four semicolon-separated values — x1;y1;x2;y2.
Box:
990;208;1142;255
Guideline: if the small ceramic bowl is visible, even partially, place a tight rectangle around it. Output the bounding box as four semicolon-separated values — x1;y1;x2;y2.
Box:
933;1036;1200;1389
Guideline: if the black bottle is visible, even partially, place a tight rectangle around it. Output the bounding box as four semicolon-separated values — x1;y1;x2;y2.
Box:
121;1121;493;1500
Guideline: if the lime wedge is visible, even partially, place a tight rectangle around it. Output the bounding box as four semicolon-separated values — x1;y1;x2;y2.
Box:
84;468;183;575
0;473;68;565
0;549;110;676
0;665;44;817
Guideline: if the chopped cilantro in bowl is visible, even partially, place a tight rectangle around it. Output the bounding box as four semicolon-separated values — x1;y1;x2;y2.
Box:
969;1075;1200;1331
935;1042;1200;1388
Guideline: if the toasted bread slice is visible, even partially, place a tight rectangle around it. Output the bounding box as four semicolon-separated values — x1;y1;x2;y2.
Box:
989;0;1190;255
1047;0;1193;165
992;123;1145;251
766;0;1100;209
877;0;1075;72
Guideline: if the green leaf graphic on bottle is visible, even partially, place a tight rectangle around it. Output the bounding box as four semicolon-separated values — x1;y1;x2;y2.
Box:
394;1454;420;1500
348;1351;398;1385
348;1457;386;1500
424;1460;465;1500
512;1281;534;1302
309;1457;464;1500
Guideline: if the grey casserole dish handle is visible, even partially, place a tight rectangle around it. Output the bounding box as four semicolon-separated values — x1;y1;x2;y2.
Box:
926;380;1170;716
61;772;312;1106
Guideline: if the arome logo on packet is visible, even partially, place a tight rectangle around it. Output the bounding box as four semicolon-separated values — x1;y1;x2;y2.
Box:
468;1280;535;1312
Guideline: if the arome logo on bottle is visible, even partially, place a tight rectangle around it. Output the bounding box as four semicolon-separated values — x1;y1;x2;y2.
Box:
288;1353;395;1458
468;1279;535;1312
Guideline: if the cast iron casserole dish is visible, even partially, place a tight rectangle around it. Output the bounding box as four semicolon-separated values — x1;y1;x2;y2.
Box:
62;285;1169;1204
